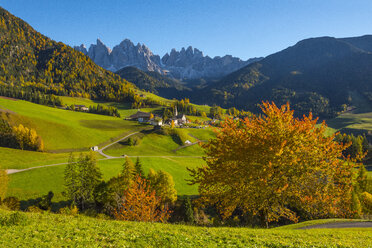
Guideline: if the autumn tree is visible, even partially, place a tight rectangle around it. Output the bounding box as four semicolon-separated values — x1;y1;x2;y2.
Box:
147;169;177;205
122;157;136;184
189;102;357;226
113;176;170;222
0;169;8;201
101;157;136;210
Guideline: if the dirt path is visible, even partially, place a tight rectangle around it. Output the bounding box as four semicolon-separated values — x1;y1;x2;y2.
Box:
97;131;139;158
6;130;204;175
298;221;372;229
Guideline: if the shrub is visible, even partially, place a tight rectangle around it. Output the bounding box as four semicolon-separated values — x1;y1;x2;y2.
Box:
2;197;20;211
38;191;54;210
0;212;28;226
27;206;43;213
360;192;372;215
59;205;79;216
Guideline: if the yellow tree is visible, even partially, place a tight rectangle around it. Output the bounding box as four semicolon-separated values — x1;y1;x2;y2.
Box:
113;176;171;222
147;169;177;205
0;169;8;201
189;102;357;226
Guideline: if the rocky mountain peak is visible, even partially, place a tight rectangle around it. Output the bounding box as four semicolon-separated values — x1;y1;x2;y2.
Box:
74;44;88;55
75;38;260;79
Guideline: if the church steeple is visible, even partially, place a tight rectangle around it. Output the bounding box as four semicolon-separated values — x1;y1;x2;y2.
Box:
174;106;178;117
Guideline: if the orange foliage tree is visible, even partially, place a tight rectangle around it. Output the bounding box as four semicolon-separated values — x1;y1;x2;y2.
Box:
189;102;357;226
113;176;171;222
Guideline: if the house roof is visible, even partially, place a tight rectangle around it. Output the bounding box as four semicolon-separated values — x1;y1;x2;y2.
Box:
128;111;152;119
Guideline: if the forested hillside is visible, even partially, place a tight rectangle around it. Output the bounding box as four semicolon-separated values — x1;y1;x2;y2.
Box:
116;66;191;98
194;36;372;117
0;7;139;103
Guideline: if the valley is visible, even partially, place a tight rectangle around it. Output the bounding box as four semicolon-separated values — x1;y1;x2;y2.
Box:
0;4;371;247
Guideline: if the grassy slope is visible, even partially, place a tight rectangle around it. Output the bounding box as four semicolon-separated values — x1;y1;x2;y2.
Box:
105;128;215;157
7;157;202;202
0;210;370;247
0;98;143;151
326;91;372;132
59;96;163;118
0;147;102;169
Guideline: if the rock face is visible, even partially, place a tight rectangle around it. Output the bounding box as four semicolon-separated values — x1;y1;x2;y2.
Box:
75;39;260;79
110;39;162;73
161;46;261;79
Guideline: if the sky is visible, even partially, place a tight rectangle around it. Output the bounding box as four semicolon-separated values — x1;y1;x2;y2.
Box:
1;0;372;60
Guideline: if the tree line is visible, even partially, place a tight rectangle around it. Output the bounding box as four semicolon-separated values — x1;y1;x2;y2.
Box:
0;114;44;151
0;84;63;107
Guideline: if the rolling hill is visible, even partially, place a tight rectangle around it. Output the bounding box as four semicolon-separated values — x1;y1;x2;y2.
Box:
0;6;149;105
0;209;370;247
193;35;372;118
115;66;191;98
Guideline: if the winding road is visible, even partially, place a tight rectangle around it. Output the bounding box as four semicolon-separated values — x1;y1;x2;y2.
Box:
6;131;203;174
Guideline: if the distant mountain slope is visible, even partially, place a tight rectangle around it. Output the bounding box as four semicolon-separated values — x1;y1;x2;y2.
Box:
0;7;137;102
75;39;261;80
115;66;191;98
195;36;372;117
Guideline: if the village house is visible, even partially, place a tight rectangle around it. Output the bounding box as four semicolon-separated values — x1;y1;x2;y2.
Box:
75;105;89;111
127;111;152;123
128;111;163;126
91;146;99;151
150;117;163;126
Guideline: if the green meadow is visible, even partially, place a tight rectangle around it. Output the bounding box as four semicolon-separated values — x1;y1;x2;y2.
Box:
0;97;144;151
7;156;202;203
0;209;370;247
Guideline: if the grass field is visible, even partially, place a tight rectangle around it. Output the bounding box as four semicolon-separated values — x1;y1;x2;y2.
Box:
7;156;202;203
0;147;107;170
0;209;370;247
0;97;144;151
104;128;215;157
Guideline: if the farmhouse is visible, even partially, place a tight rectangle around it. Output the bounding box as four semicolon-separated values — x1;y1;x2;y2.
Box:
91;146;99;151
128;111;163;126
127;111;152;122
150;118;163;126
75;105;89;111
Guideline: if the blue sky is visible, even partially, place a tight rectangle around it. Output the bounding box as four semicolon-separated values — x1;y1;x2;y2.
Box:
2;0;372;59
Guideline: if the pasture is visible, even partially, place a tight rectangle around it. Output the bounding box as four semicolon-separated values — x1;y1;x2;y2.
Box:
0;209;370;247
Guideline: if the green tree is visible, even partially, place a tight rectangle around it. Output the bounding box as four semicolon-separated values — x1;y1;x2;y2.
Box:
135;157;144;177
357;165;368;193
64;152;102;210
182;196;194;223
122;157;136;184
147;169;177;205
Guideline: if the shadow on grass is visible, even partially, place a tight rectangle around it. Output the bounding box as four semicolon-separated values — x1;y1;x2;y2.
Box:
20;198;71;212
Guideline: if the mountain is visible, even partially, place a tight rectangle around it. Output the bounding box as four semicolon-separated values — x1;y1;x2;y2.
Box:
115;66;191;98
0;7;138;103
194;35;372;117
161;47;261;79
75;40;260;80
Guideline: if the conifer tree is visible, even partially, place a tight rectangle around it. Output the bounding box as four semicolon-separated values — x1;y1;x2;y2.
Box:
64;152;102;210
135;157;144;177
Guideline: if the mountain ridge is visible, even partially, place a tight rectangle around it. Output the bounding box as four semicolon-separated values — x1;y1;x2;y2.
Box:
192;35;372;117
74;39;261;80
